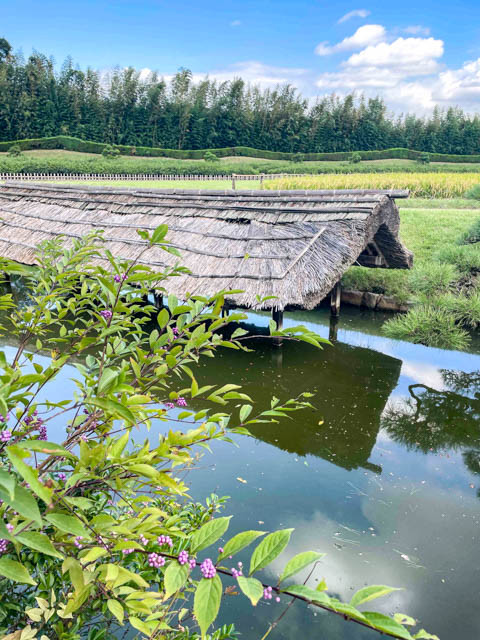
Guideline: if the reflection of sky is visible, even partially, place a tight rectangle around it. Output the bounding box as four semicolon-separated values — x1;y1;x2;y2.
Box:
3;309;480;639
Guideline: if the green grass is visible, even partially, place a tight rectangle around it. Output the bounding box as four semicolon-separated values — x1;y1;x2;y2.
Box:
343;206;480;349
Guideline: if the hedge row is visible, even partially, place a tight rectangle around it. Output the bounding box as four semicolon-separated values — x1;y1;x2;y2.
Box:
2;156;480;176
1;135;480;163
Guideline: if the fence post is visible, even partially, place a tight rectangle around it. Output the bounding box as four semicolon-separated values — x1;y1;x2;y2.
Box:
232;174;236;190
260;173;265;190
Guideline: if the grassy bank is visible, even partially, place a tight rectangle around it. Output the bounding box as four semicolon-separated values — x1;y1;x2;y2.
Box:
3;149;480;176
342;204;480;349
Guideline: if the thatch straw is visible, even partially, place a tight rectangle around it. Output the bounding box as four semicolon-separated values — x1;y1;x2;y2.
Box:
0;182;412;310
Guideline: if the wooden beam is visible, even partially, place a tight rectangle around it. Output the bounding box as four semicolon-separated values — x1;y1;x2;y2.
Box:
330;283;341;317
356;254;387;267
329;316;339;342
272;308;283;346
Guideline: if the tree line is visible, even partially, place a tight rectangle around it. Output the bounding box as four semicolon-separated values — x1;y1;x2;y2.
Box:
1;37;480;154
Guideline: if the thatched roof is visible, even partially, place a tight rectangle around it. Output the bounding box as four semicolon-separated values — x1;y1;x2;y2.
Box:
0;182;412;310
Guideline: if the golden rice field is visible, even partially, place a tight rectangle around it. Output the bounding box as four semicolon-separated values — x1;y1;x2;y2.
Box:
264;172;480;198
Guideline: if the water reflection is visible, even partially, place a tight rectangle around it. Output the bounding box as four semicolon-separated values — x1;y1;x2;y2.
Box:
196;332;402;474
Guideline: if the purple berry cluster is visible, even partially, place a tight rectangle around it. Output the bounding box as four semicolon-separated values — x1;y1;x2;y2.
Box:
164;402;175;410
122;547;135;555
0;430;12;443
178;550;189;565
231;561;243;578
139;534;148;546
74;536;83;549
6;523;13;534
100;309;112;320
157;534;173;547
0;539;9;555
200;558;216;579
263;586;273;600
57;472;67;482
24;410;47;440
148;552;166;568
176;397;187;407
114;273;126;283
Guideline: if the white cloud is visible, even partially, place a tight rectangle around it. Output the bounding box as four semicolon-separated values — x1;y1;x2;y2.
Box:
337;9;371;24
315;24;386;56
346;36;443;74
403;25;431;36
230;20;242;27
435;58;480;106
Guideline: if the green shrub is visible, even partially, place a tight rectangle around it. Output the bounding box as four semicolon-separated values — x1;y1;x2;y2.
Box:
459;218;480;244
349;152;362;164
382;305;471;350
2;135;480;163
342;267;410;303
7;144;22;157
204;150;219;162
292;153;304;163
435;245;480;274
418;152;430;165
407;263;459;296
434;292;480;328
102;144;120;158
464;184;480;200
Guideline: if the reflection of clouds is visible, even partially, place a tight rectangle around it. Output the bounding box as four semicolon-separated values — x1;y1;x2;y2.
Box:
266;479;480;638
400;360;446;391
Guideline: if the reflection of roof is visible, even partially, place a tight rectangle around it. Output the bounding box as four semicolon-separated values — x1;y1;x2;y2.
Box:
0;183;412;310
195;332;403;472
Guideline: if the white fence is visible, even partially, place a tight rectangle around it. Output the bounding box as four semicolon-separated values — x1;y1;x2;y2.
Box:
0;172;306;189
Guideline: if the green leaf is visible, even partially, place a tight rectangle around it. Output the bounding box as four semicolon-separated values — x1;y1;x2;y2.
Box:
16;532;64;559
6;446;53;505
329;599;367;622
157;308;169;329
363;612;413;639
16;440;72;457
413;631;440;640
281;584;330;607
237;576;264;606
350;585;402;608
239;404;253;423
249;529;294;575
0;557;36;585
80;546;109;564
97;368;119;395
194;574;222;638
45;513;89;538
190;516;231;554
394;614;416;626
107;599;124;624
0;469;16;499
152;225;168;244
218;530;266;562
0;483;42;526
164;561;189;598
279;551;325;584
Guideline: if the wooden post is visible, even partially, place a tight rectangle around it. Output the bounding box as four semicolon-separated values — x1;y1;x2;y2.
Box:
232;174;236;190
330;282;341;317
260;173;265;189
272;308;283;346
329;316;339;343
153;292;163;310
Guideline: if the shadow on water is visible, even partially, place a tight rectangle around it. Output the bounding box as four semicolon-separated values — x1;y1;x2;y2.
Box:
196;323;403;474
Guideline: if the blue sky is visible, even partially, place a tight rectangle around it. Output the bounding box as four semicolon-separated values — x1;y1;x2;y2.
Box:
2;0;480;113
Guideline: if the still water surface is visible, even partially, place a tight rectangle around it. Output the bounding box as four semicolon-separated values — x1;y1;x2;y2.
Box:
3;307;479;639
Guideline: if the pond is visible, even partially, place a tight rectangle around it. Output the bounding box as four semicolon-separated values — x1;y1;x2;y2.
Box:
2;305;479;639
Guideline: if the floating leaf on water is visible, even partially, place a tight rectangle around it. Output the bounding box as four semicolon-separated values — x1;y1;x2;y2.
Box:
236;477;247;484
